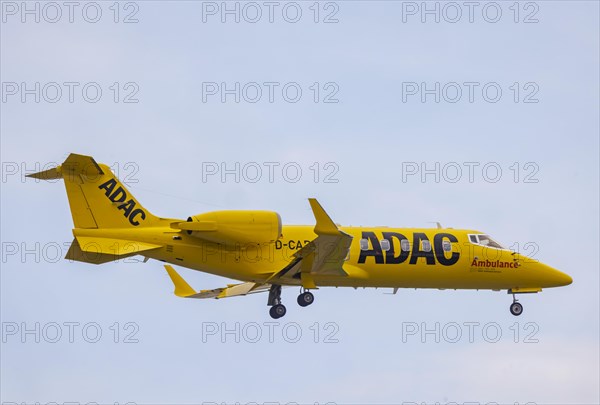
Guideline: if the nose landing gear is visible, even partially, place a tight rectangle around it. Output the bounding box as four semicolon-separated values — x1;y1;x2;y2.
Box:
509;294;523;316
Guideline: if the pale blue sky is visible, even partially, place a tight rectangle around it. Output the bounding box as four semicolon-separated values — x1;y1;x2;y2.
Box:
1;1;599;404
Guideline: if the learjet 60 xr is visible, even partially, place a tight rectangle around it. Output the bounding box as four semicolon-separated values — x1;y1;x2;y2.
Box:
28;154;573;318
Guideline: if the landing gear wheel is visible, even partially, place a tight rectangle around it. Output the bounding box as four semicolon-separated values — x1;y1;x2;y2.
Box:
297;291;315;307
267;285;286;319
510;302;523;316
269;304;287;319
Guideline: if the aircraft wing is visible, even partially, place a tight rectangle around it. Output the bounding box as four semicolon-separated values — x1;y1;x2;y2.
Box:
268;198;353;289
164;265;271;299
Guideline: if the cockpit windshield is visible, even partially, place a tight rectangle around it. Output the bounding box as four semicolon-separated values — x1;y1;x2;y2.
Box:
469;234;505;249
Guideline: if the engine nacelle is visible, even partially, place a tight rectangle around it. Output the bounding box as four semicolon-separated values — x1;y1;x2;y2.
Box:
178;210;282;245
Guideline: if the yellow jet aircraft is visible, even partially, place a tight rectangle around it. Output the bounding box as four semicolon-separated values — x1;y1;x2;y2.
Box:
28;153;572;318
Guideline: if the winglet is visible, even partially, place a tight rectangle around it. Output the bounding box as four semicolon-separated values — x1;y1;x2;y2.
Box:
308;198;340;236
164;265;197;297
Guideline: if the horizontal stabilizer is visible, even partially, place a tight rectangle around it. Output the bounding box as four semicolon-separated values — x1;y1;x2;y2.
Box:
26;167;62;180
75;236;162;256
26;153;105;181
65;239;138;265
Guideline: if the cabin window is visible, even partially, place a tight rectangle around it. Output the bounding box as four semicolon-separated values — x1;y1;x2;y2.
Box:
401;239;410;252
422;240;432;252
359;238;369;250
442;240;452;252
469;235;478;243
380;239;390;251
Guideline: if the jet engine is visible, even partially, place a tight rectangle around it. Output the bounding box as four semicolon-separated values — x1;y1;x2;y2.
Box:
173;210;282;245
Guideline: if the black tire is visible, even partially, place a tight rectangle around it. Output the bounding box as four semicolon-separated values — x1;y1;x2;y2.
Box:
510;302;523;316
270;304;286;319
297;291;314;307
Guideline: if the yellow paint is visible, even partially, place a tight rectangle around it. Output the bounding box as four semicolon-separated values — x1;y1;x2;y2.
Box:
28;154;573;303
164;265;196;297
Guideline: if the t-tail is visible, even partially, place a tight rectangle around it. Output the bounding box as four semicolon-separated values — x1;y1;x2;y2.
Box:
28;153;164;264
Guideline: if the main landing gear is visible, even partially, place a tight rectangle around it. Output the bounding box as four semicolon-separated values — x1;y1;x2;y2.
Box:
509;293;523;316
269;304;286;319
297;290;314;307
267;285;316;319
268;285;286;319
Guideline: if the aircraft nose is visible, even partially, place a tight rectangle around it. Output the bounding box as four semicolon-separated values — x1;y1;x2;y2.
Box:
545;265;573;287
